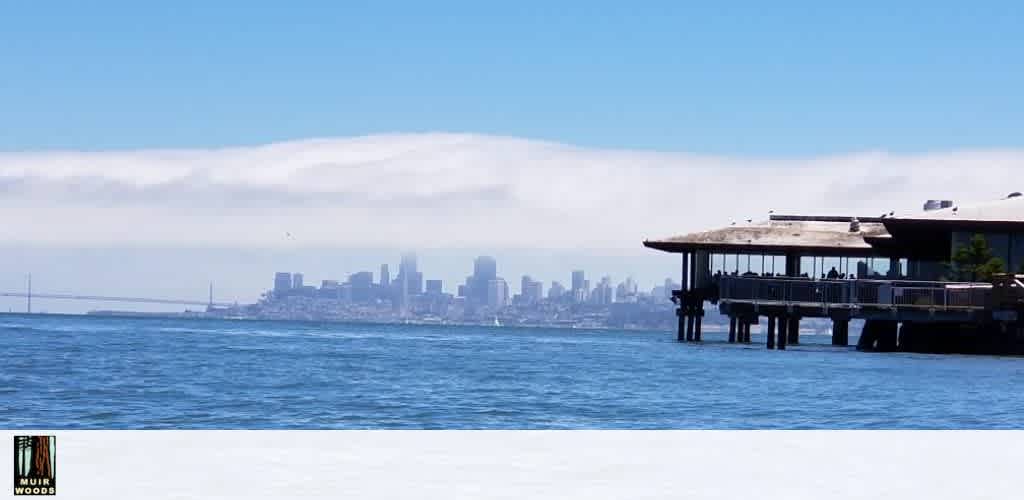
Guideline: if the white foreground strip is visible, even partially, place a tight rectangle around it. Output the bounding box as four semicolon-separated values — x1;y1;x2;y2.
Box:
2;431;1020;499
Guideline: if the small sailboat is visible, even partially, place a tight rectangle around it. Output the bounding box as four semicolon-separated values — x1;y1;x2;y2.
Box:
493;316;502;327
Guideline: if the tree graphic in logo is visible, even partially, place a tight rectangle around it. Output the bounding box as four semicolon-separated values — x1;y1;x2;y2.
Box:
14;436;56;496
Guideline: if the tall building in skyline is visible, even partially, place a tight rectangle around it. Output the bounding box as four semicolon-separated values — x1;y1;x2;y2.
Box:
571;270;585;293
274;272;292;296
426;279;443;295
615;277;638;303
395;252;422;300
291;273;304;289
399;252;417;276
549;281;566;300
468;256;498;306
380;264;390;288
474;256;497;281
349;271;374;303
521;275;543;304
487;278;508;310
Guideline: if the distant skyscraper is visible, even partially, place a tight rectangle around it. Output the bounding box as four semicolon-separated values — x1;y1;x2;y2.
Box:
395;252;422;300
474;256;497;281
526;282;543;304
399;252;417;276
521;275;543;304
380;264;390;287
571;270;585;293
274;272;292;296
349;271;374;302
614;277;638;303
292;273;304;289
319;280;341;299
426;279;443;295
469;256;498;306
549;281;566;300
487;278;508;309
410;272;423;295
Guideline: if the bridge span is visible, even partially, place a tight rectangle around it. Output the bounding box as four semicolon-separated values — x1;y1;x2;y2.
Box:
0;292;235;308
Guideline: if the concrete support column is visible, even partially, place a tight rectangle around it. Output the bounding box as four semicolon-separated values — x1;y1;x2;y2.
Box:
787;317;800;345
858;320;898;352
686;313;695;342
832;319;849;346
676;308;686;342
766;316;777;349
728;316;737;343
777;316;788;350
694;311;703;342
878;321;898;351
743;319;752;343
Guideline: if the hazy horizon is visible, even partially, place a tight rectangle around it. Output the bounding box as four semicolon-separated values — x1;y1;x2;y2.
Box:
3;133;1022;313
3;3;1022;313
0;244;684;314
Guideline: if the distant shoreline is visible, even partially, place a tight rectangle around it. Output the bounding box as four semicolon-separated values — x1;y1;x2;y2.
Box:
0;310;677;334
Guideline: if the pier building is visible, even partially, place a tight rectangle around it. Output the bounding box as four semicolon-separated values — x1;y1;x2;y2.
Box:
643;194;1024;354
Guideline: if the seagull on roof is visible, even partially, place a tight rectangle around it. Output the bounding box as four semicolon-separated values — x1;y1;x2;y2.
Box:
730;221;736;226
746;219;752;223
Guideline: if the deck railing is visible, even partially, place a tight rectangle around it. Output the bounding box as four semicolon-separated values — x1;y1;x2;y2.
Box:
717;276;991;310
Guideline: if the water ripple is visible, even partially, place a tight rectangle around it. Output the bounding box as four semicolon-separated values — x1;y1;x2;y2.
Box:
2;315;1024;429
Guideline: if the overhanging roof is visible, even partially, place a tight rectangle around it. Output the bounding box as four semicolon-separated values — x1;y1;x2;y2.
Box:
645;196;1024;258
644;218;888;256
882;195;1024;233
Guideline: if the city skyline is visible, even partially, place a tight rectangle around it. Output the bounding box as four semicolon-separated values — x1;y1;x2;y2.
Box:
269;252;676;302
0;247;682;315
256;252;682;329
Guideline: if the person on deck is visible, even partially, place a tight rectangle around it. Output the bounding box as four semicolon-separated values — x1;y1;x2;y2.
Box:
827;267;840;280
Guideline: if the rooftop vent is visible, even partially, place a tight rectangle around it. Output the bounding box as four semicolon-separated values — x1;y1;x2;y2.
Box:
849;217;861;233
923;199;954;211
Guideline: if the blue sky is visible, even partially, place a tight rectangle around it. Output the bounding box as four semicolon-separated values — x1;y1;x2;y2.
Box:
2;1;1021;155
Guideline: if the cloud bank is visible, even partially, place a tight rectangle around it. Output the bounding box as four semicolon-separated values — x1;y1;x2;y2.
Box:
1;133;1021;250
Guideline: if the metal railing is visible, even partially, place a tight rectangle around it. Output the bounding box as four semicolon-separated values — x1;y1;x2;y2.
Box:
717;276;991;311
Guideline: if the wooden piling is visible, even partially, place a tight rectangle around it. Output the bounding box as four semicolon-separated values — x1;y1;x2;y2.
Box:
832;319;849;346
777;316;788;350
766;316;776;349
677;308;685;342
728;316;737;343
787;317;800;345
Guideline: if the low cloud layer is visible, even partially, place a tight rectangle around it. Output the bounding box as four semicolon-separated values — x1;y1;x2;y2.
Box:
1;133;1020;249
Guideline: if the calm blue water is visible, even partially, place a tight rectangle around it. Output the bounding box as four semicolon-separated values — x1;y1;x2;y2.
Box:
3;314;1023;429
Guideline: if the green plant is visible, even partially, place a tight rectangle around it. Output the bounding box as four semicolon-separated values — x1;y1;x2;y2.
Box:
947;234;1006;282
